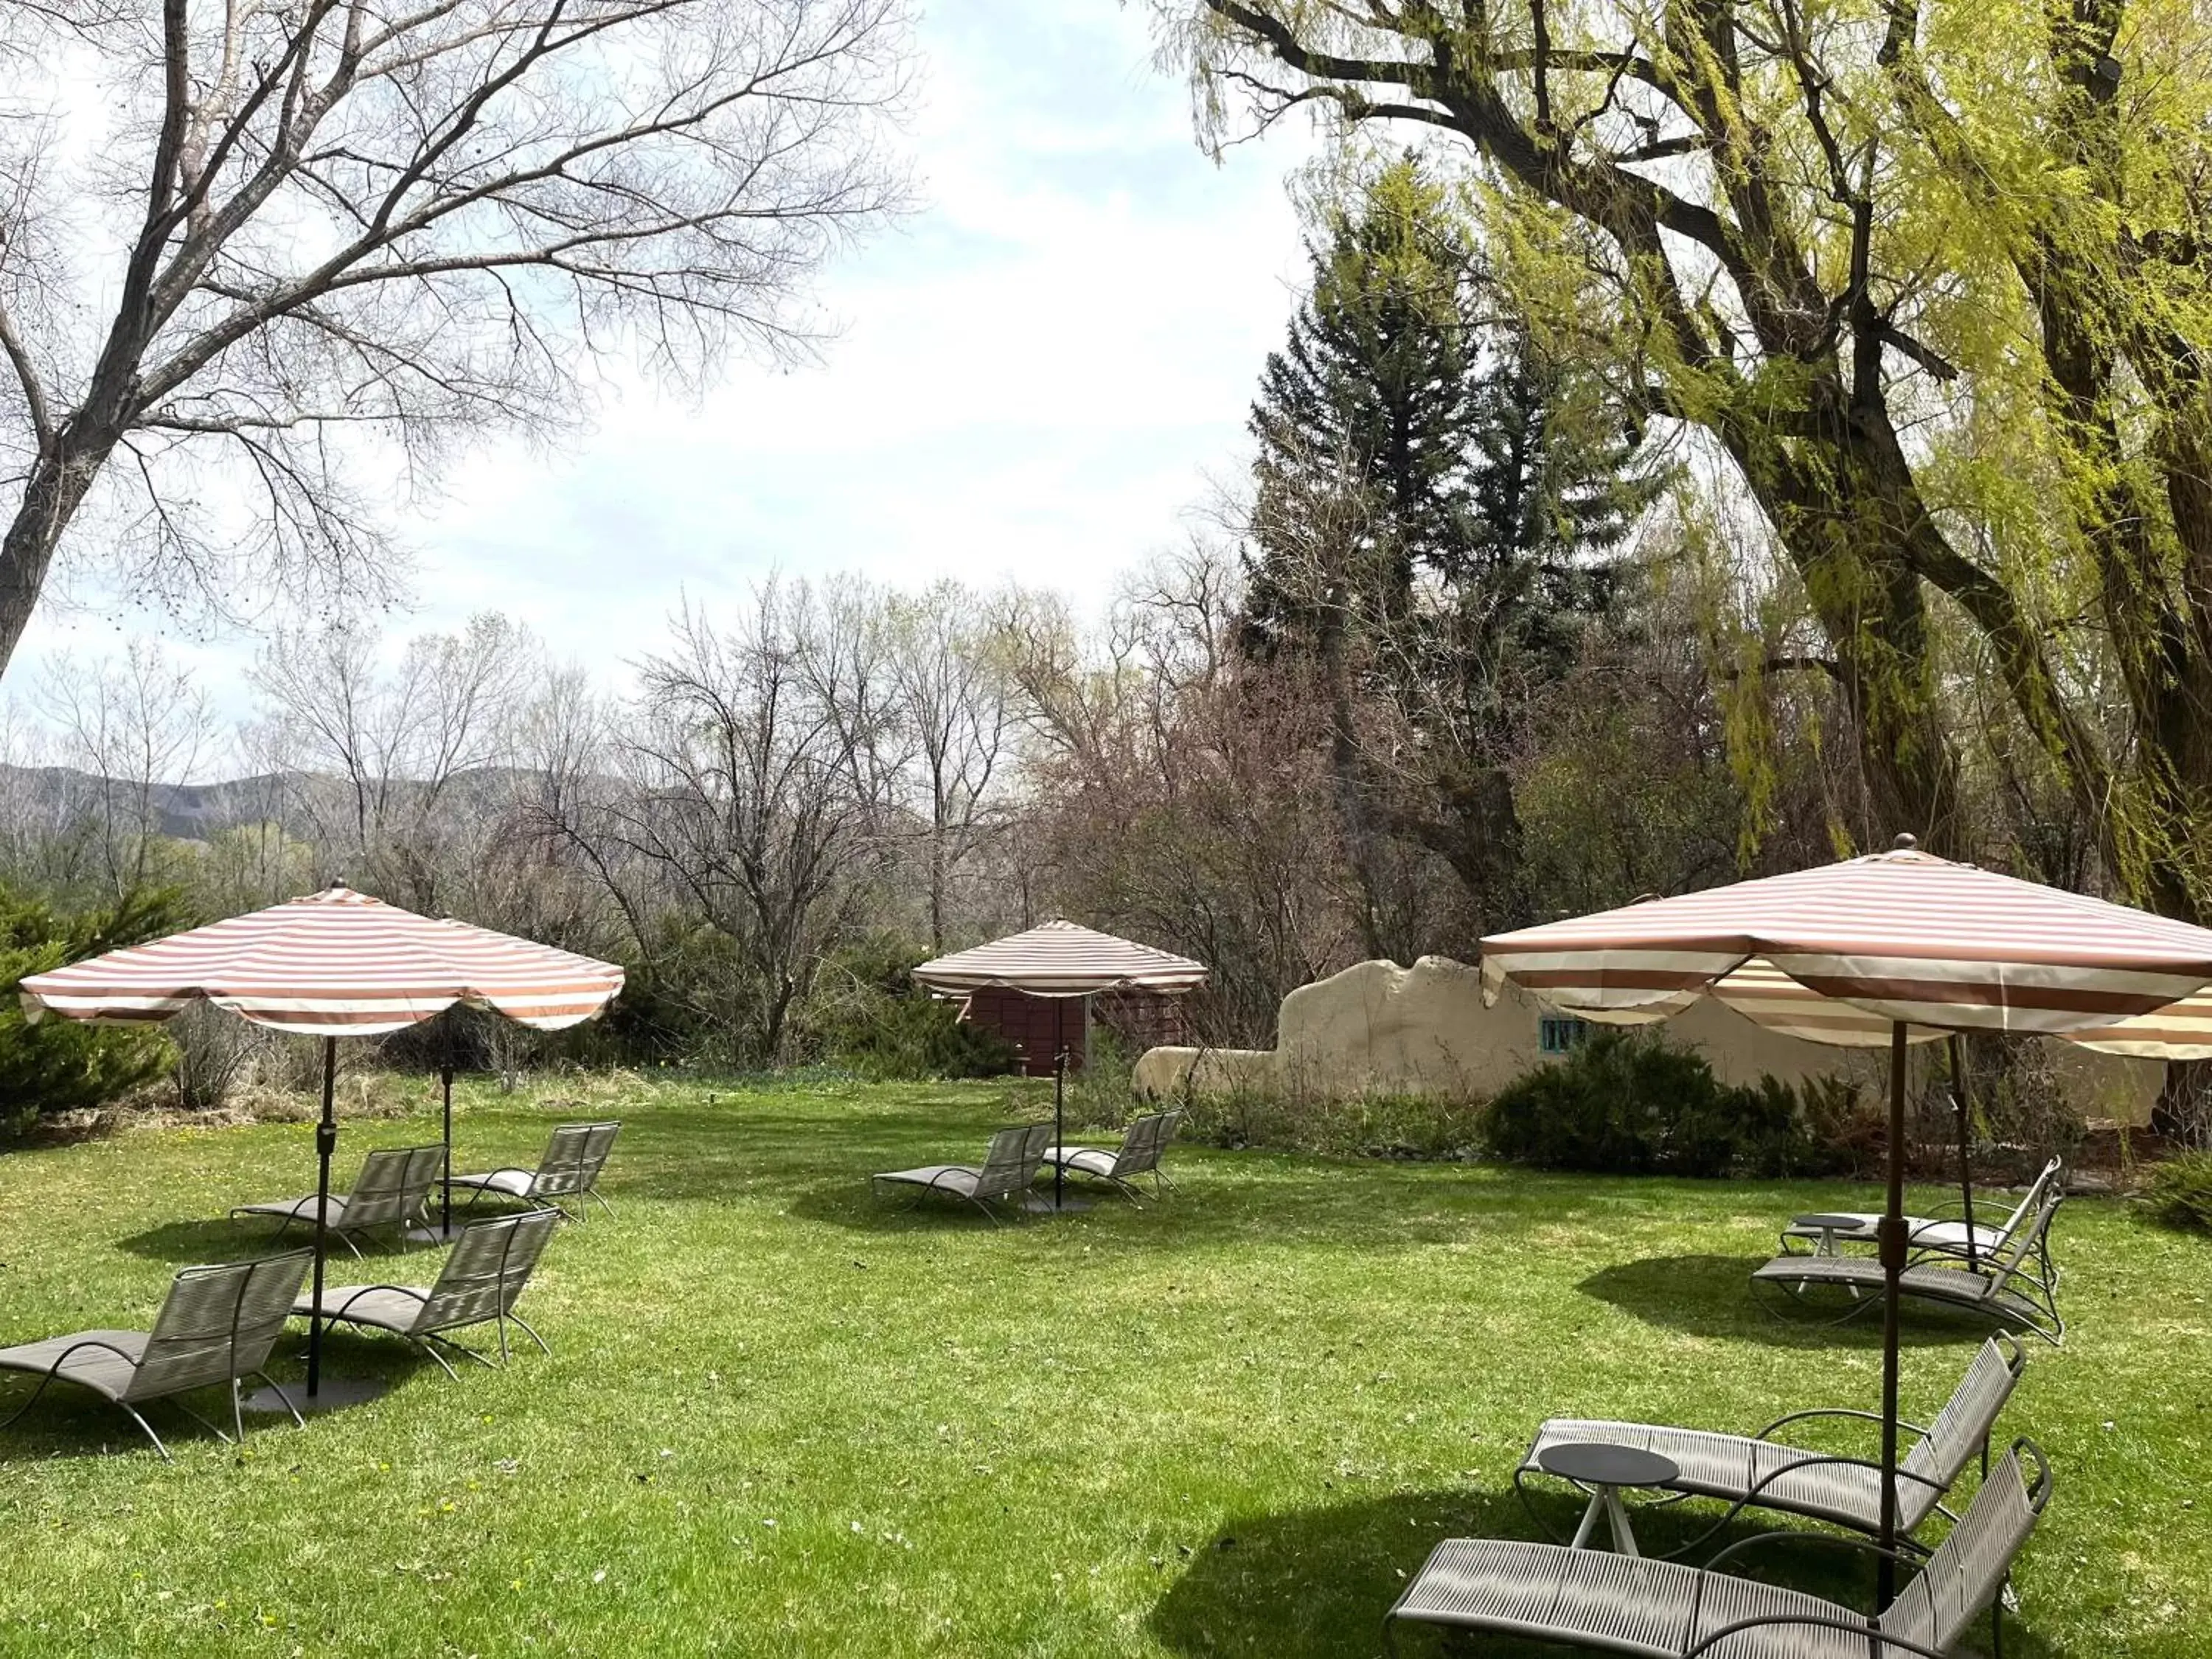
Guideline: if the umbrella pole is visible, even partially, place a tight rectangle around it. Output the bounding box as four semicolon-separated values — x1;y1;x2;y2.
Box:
1054;999;1067;1211
307;1035;336;1399
1949;1033;1977;1270
440;1059;454;1237
1878;1020;1908;1608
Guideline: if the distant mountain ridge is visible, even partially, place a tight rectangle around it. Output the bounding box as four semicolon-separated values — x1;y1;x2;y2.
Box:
0;764;549;844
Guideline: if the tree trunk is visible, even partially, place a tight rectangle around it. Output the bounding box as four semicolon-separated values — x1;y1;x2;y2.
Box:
0;436;112;677
2154;1059;2212;1146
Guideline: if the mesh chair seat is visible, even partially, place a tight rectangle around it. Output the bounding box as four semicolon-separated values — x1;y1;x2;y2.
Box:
1391;1540;1873;1659
294;1209;560;1374
874;1124;1053;1220
1523;1421;1933;1536
875;1164;995;1198
233;1144;444;1248
451;1121;622;1218
1040;1147;1119;1180
1753;1256;2045;1324
294;1287;433;1336
1522;1337;2022;1546
0;1330;148;1402
0;1250;315;1458
1758;1192;2062;1343
1037;1110;1184;1203
446;1169;535;1200
233;1193;352;1226
1398;1442;2051;1659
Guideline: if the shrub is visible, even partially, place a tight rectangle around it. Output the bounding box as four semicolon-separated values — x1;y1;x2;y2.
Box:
1484;1028;1836;1178
0;886;189;1139
810;948;1018;1081
1148;1078;1489;1161
2138;1151;2212;1233
170;1001;274;1112
830;989;1019;1080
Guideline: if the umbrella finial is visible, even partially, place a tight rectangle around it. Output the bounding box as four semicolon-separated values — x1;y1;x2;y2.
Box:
1891;832;1919;852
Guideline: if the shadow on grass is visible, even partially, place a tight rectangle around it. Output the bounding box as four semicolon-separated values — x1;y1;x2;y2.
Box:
1147;1484;2057;1659
116;1216;442;1267
1578;1255;1986;1350
0;1326;437;1464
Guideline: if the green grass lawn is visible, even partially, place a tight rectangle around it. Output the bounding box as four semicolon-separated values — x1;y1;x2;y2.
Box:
0;1074;2204;1656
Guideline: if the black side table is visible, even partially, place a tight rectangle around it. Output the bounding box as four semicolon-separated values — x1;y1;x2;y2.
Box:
1793;1211;1877;1257
1535;1442;1681;1557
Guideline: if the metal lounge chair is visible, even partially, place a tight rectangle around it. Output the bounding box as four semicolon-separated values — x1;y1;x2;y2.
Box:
1517;1334;2025;1553
0;1248;315;1459
1387;1438;2052;1659
1753;1190;2065;1344
872;1123;1054;1223
232;1144;446;1256
1039;1108;1185;1205
289;1208;560;1377
1781;1158;2065;1269
448;1121;622;1220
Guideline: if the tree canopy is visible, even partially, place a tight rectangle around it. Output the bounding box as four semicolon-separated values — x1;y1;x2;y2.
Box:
1161;0;2212;930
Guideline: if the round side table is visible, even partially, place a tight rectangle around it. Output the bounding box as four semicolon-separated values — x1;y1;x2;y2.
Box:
1535;1442;1681;1557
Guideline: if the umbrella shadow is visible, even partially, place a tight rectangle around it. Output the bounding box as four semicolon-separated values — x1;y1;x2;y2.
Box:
117;1217;437;1266
0;1386;293;1465
1577;1254;1981;1349
0;1327;439;1465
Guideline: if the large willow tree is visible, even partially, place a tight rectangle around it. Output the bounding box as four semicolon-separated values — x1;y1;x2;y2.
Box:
1159;0;2212;930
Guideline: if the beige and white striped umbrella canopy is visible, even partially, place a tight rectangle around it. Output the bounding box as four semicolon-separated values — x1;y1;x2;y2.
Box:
19;886;624;1037
1481;844;2212;1046
913;919;1207;998
1705;957;2212;1058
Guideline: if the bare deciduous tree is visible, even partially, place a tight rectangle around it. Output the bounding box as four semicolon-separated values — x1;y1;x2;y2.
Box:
32;639;209;898
0;0;914;669
885;580;1009;953
601;582;887;1061
250;612;536;908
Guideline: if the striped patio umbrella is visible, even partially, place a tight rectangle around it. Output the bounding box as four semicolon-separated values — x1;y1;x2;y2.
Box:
914;921;1207;1210
1478;837;2212;1590
912;919;1209;997
20;886;623;1405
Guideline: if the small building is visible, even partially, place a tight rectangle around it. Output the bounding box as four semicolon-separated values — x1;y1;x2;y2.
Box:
914;920;1208;1078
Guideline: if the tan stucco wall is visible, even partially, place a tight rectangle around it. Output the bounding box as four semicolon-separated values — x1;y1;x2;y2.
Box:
1133;954;2162;1124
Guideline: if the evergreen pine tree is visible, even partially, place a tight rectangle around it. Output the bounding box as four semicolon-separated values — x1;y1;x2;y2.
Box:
1242;156;1481;658
1239;155;1660;933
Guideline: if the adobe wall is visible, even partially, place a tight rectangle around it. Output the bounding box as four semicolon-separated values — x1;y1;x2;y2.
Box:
1131;954;2161;1125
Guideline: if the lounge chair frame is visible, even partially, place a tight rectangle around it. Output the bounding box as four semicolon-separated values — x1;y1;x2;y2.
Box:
231;1144;445;1256
1039;1109;1185;1206
1514;1333;2025;1557
294;1208;560;1379
1388;1438;2052;1659
0;1248;315;1460
450;1121;622;1221
1756;1191;2065;1344
872;1124;1054;1225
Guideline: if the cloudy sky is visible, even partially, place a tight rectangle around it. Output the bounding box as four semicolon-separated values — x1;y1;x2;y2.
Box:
19;2;1317;711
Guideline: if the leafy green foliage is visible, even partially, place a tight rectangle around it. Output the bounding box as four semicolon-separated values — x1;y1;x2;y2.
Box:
822;990;1018;1081
0;886;190;1138
810;948;1018;1081
1484;1029;1837;1178
2138;1151;2212;1233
